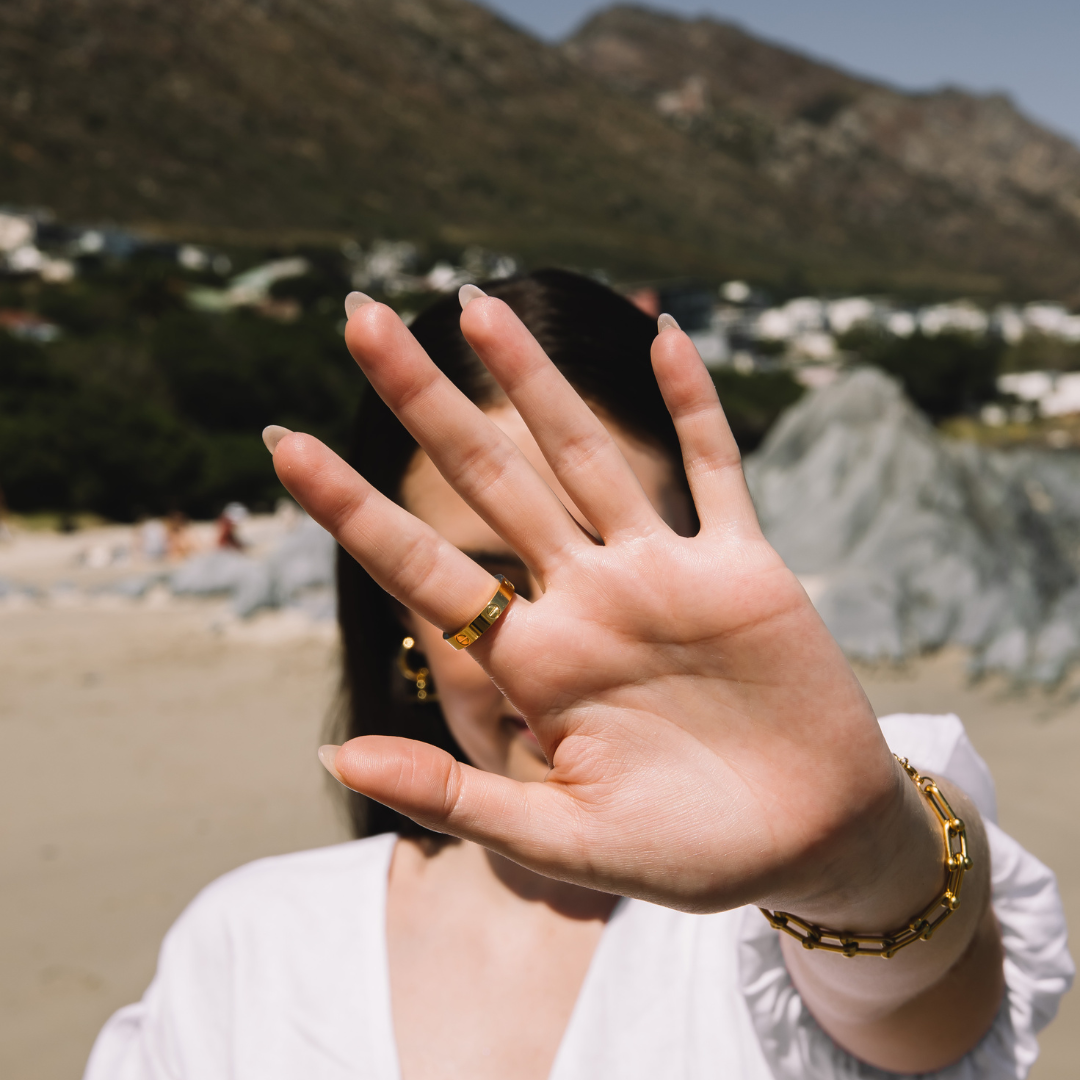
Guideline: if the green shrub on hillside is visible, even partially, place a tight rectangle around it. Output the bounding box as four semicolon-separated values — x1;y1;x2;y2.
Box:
1;257;814;520
0;260;364;520
841;329;1003;420
1000;333;1080;373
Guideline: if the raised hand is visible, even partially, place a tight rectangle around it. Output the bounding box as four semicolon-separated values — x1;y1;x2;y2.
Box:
270;292;908;917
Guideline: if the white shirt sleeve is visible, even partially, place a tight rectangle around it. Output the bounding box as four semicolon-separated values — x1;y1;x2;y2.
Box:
83;876;235;1080
739;713;1075;1079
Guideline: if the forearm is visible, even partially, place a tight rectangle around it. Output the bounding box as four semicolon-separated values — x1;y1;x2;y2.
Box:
772;768;1004;1072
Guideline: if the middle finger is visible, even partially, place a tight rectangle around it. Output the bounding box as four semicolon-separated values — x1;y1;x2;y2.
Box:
344;300;589;578
459;293;666;541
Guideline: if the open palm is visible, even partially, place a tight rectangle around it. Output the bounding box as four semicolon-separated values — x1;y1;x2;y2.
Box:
272;293;896;914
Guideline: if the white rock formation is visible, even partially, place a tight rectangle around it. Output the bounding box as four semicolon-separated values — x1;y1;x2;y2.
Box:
744;367;1080;682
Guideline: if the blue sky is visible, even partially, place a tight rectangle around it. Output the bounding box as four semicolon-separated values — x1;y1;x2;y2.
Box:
480;1;1080;146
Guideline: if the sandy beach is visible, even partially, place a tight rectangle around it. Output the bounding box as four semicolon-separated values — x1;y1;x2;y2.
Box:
1;525;1076;1079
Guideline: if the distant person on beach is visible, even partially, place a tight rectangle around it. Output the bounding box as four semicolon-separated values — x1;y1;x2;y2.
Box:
215;502;248;550
85;271;1072;1080
164;511;194;562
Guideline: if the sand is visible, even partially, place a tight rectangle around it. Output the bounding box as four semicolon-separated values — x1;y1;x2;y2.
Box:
0;526;1076;1079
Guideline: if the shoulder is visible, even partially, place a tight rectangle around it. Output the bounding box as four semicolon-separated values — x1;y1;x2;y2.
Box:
190;832;396;909
148;833;398;1011
168;833;397;950
84;835;401;1078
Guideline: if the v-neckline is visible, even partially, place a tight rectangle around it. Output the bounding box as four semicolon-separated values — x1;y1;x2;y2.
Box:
377;833;627;1080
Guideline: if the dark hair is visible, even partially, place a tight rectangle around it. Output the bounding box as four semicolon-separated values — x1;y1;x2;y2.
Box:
334;268;689;837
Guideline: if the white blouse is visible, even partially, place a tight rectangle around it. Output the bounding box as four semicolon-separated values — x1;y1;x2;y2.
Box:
84;715;1073;1080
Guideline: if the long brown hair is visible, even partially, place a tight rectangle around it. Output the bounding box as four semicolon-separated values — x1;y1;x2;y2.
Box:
333;269;691;837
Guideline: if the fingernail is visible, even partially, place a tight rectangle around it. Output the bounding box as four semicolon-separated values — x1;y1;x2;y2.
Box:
458;283;487;310
344;291;374;318
262;425;292;453
318;744;344;783
658;313;681;332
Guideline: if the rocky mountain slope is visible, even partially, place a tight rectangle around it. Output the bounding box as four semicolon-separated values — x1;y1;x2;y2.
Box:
566;7;1080;300
3;0;1080;296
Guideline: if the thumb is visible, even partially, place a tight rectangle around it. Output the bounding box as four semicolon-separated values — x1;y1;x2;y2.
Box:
324;736;586;875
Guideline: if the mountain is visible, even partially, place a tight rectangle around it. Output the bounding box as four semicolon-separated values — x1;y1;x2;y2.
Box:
2;0;1080;298
0;0;815;280
564;7;1080;301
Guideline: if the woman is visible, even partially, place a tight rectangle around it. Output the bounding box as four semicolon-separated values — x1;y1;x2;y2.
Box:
86;271;1072;1079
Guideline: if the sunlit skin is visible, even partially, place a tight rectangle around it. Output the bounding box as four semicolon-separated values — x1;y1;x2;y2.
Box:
270;292;1005;1077
399;402;691;785
387;405;686;1080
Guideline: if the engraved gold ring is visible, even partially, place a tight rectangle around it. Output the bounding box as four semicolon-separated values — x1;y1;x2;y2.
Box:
444;575;516;650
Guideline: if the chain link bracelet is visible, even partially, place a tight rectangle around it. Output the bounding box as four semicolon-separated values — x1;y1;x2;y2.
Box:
759;756;972;958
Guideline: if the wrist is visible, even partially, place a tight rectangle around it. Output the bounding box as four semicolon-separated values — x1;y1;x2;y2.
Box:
769;755;946;934
773;773;997;1068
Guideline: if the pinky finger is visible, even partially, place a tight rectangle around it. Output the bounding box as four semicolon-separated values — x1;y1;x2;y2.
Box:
650;322;760;534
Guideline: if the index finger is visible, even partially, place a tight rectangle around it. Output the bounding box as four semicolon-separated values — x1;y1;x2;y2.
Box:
271;430;506;634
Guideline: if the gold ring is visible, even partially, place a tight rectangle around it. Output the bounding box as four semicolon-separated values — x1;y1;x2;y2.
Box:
444;575;516;650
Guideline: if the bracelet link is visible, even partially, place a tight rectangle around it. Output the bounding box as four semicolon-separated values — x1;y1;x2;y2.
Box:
759;756;971;959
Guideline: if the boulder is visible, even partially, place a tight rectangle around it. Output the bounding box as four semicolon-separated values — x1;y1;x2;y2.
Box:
744;367;1080;683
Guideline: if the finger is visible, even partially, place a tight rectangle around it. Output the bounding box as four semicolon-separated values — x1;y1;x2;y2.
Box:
272;430;511;632
344;301;588;575
330;735;593;880
460;295;665;540
650;323;760;533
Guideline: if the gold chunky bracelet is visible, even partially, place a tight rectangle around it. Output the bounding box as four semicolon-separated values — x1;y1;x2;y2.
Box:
759;756;972;959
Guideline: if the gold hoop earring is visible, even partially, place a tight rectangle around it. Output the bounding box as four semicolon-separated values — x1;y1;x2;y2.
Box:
397;636;438;702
